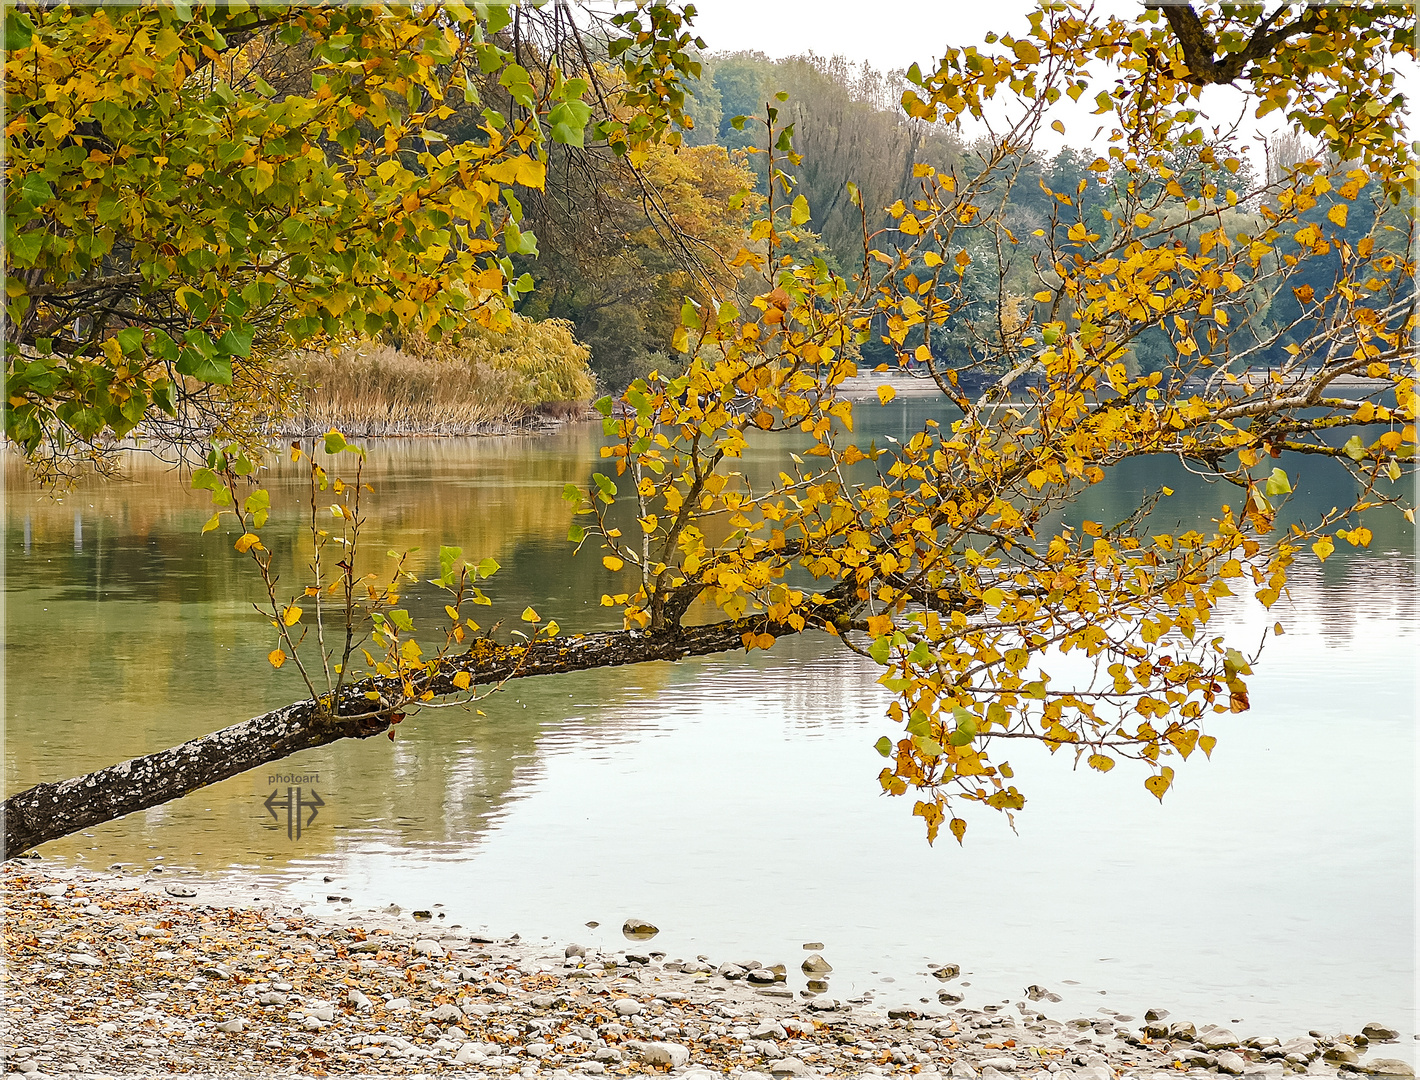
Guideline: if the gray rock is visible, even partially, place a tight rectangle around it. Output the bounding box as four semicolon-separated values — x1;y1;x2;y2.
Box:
938;990;965;1005
752;1022;787;1041
566;944;586;958
348;989;373;1010
411;939;444;957
258;991;287;1006
1169;1022;1198;1041
1202;1029;1242;1051
427;1003;463;1023
769;1057;809;1077
1146;1009;1170;1023
622;918;659;940
951;1065;980;1080
720;964;747;980
1215;1051;1247;1074
613;998;643;1017
747;968;778;984
526;1043;552;1058
163;884;197;898
980;1057;1019;1072
1356;1061;1415;1077
1325;1047;1361;1066
38;884;67;898
802;953;833;975
386;997;411;1012
301;1015;323;1030
1363;1027;1401;1044
1075;1068;1113;1080
67;953;102;968
806;997;840;1011
933;964;961;981
303;1004;335;1023
216;1019;248;1033
1144;1023;1170;1039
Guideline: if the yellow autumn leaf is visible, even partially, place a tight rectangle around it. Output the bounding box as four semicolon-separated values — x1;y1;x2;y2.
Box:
452;671;472;690
877;384;896;404
521;606;540;623
268;648;286;669
234;533;261;553
603;555;624;571
282;605;302;626
1327;203;1348;227
1311;535;1334;561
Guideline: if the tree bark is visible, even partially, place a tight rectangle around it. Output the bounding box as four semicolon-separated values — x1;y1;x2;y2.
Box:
3;614;826;857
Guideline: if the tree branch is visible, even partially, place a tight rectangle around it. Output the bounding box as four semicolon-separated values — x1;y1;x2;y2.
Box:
2;609;847;856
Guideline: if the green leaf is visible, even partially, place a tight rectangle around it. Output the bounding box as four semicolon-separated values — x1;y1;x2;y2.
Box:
790;194;811;226
868;636;891;664
476;557;500;578
323;430;348;455
905;710;931;737
439;545;463;580
1264;467;1292;496
389;609;415;632
548;99;592;147
1343;435;1367;461
594;396;614;417
874;736;893;757
7;229;43;266
913;735;945;759
568;523;586;543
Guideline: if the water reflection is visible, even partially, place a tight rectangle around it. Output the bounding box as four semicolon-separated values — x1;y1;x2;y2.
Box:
4;410;1414;1047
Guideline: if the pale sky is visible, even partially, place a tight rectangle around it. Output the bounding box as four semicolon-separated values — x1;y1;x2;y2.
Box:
687;0;1039;73
675;0;1414;170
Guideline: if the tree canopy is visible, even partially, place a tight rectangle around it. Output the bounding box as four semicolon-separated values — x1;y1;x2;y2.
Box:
3;1;1415;855
3;1;702;470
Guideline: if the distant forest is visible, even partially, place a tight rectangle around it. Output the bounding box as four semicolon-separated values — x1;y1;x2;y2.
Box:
507;51;1406;390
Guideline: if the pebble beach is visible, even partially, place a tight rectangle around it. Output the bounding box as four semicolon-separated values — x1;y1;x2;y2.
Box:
3;862;1412;1080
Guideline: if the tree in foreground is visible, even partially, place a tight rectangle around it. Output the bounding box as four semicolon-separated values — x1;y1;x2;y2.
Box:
4;2;1415;855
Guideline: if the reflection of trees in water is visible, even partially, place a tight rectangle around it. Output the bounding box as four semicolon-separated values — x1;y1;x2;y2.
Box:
1274;554;1416;649
7;425;1413;866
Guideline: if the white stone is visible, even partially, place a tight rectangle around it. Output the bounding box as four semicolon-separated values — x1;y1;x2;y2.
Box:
981;1058;1020;1072
630;1041;690;1068
613;998;643;1017
1216;1051;1247;1075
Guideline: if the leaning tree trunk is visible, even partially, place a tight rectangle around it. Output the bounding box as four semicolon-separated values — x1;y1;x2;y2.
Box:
3;615;819;856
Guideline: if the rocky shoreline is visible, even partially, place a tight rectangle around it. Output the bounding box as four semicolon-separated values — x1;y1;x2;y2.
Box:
3;863;1412;1080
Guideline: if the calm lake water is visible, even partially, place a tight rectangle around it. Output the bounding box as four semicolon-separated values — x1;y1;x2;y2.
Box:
5;403;1415;1049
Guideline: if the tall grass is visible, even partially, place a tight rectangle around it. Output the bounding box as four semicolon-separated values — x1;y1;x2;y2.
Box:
282;316;595;437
